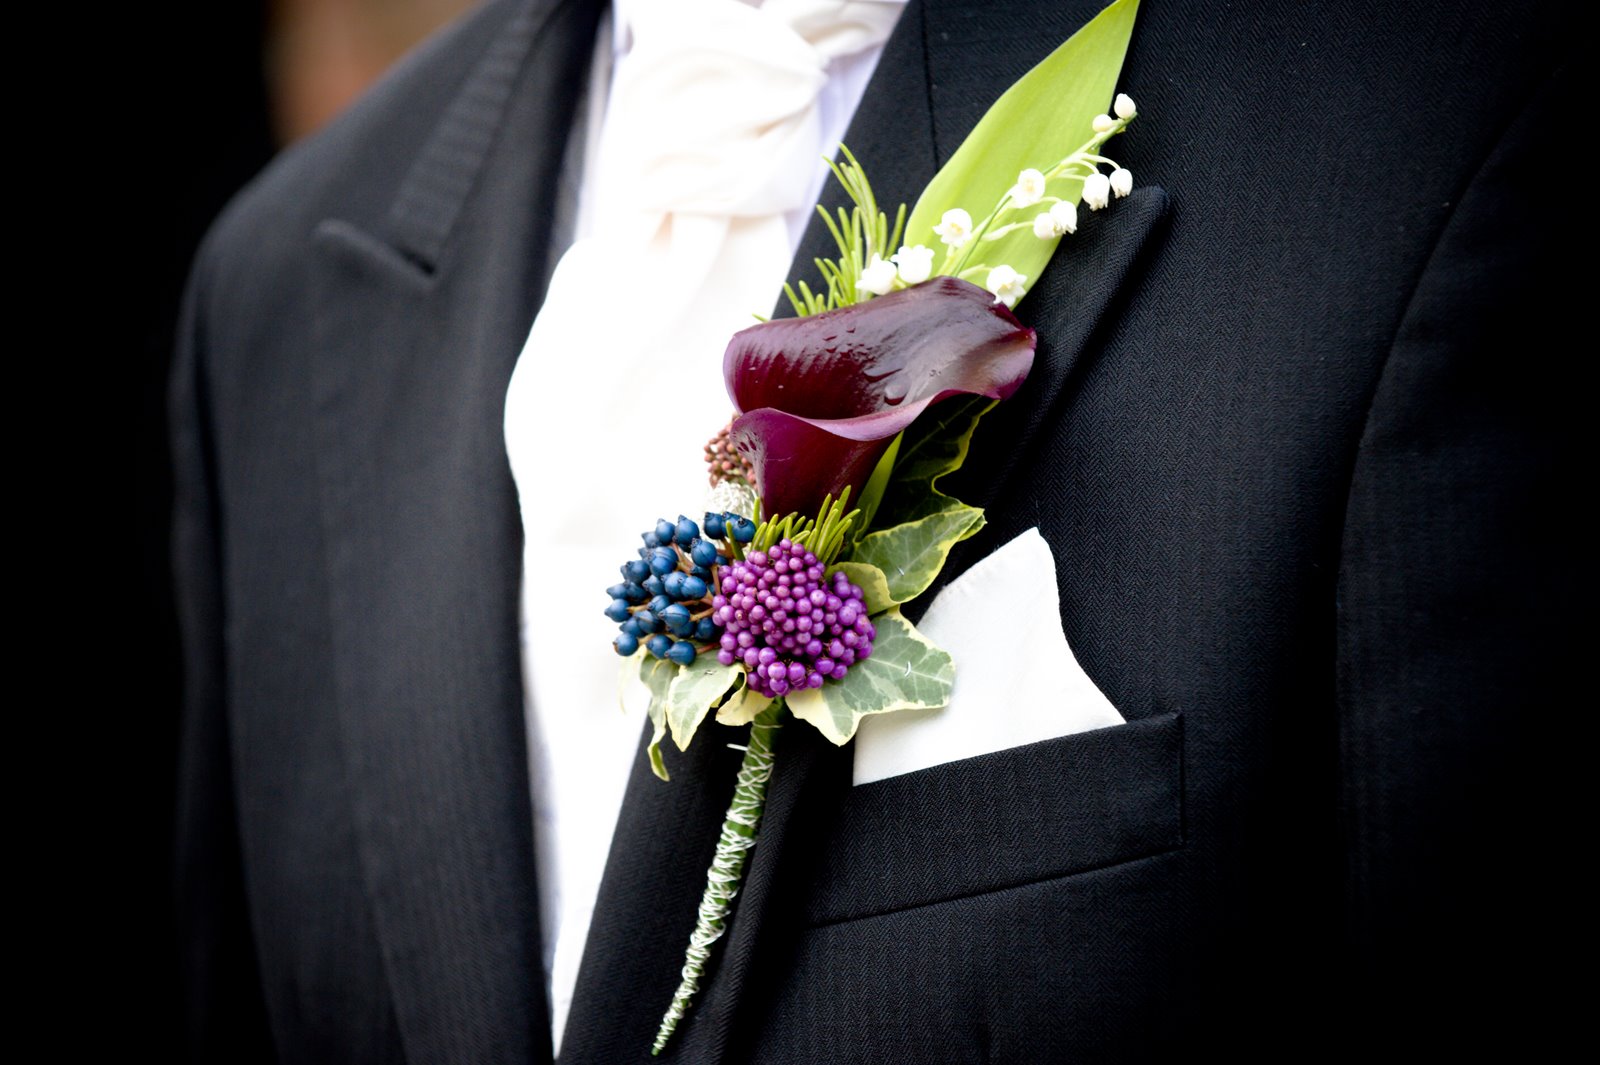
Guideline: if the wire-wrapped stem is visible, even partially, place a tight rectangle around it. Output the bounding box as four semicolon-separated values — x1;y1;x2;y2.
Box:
652;701;784;1055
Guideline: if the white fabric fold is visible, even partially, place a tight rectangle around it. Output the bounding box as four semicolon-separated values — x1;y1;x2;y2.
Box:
852;528;1125;786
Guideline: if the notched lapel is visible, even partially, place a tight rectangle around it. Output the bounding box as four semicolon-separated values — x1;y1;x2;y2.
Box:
314;220;440;293
306;1;602;1063
310;222;547;1064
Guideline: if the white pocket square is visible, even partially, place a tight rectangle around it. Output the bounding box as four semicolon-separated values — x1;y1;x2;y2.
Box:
851;527;1124;786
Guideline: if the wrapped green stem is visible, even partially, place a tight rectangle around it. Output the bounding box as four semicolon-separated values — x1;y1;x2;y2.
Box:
652;701;785;1055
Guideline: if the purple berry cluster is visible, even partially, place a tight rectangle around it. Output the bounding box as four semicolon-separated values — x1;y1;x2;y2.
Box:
712;539;875;698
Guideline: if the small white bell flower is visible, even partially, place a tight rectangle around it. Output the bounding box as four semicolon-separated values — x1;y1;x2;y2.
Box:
934;208;974;248
1032;199;1078;240
1049;199;1078;234
856;254;898;297
1114;93;1137;120
892;244;935;285
1109;168;1133;198
1092;113;1116;133
985;265;1027;309
1008;168;1048;208
1082;171;1111;210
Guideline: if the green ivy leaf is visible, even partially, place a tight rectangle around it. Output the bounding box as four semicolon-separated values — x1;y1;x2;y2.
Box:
902;0;1140;303
787;608;954;745
829;561;894;615
639;655;677;781
715;676;774;727
850;502;986;605
666;658;744;752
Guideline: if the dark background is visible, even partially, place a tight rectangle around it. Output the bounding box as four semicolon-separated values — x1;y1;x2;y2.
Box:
103;5;273;1053
99;2;470;1050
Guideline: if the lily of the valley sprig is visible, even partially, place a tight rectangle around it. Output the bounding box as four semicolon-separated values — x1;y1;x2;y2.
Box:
837;91;1140;314
588;0;1147;1052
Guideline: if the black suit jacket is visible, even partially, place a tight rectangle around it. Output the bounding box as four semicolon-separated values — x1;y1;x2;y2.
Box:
172;0;1576;1060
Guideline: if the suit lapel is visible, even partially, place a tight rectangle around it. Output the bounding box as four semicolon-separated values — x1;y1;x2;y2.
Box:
308;2;601;1063
954;186;1171;512
555;718;747;1062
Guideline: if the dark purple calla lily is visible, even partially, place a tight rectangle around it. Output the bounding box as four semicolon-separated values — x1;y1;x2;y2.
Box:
724;276;1037;518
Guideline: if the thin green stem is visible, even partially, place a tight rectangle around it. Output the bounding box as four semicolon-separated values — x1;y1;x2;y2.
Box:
982;220;1041;240
951;193;1015;275
652;702;785;1055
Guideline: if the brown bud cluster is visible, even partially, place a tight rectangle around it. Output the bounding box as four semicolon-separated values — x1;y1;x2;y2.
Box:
705;422;755;487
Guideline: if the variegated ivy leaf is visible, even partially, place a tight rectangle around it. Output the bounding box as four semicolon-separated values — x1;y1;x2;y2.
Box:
639;655;678;781
849;502;986;606
715;676;774;727
828;561;894;616
666;658;745;752
786;608;954;745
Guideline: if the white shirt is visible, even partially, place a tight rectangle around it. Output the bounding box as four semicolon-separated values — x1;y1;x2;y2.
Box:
502;0;904;1050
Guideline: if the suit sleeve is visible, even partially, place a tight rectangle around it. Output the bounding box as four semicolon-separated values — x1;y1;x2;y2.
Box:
170;232;277;1063
1334;64;1575;1046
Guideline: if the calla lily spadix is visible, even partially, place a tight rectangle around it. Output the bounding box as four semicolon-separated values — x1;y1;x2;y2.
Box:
724;276;1037;518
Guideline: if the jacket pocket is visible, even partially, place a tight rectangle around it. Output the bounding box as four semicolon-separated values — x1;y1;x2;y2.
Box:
803;713;1184;925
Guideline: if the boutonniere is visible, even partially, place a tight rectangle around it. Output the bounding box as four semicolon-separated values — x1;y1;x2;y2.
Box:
598;0;1147;1051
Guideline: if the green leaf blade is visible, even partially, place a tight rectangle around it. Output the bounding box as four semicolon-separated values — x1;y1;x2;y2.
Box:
903;0;1140;302
853;431;902;534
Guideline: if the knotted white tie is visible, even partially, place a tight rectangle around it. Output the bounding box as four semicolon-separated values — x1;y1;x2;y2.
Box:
509;0;901;533
503;0;902;1049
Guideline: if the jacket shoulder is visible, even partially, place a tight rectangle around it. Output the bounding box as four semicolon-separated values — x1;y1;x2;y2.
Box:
191;0;529;311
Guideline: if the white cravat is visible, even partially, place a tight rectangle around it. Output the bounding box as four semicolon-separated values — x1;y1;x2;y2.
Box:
502;0;903;1049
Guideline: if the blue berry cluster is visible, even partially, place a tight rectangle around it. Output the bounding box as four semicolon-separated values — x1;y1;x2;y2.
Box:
607;512;757;664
